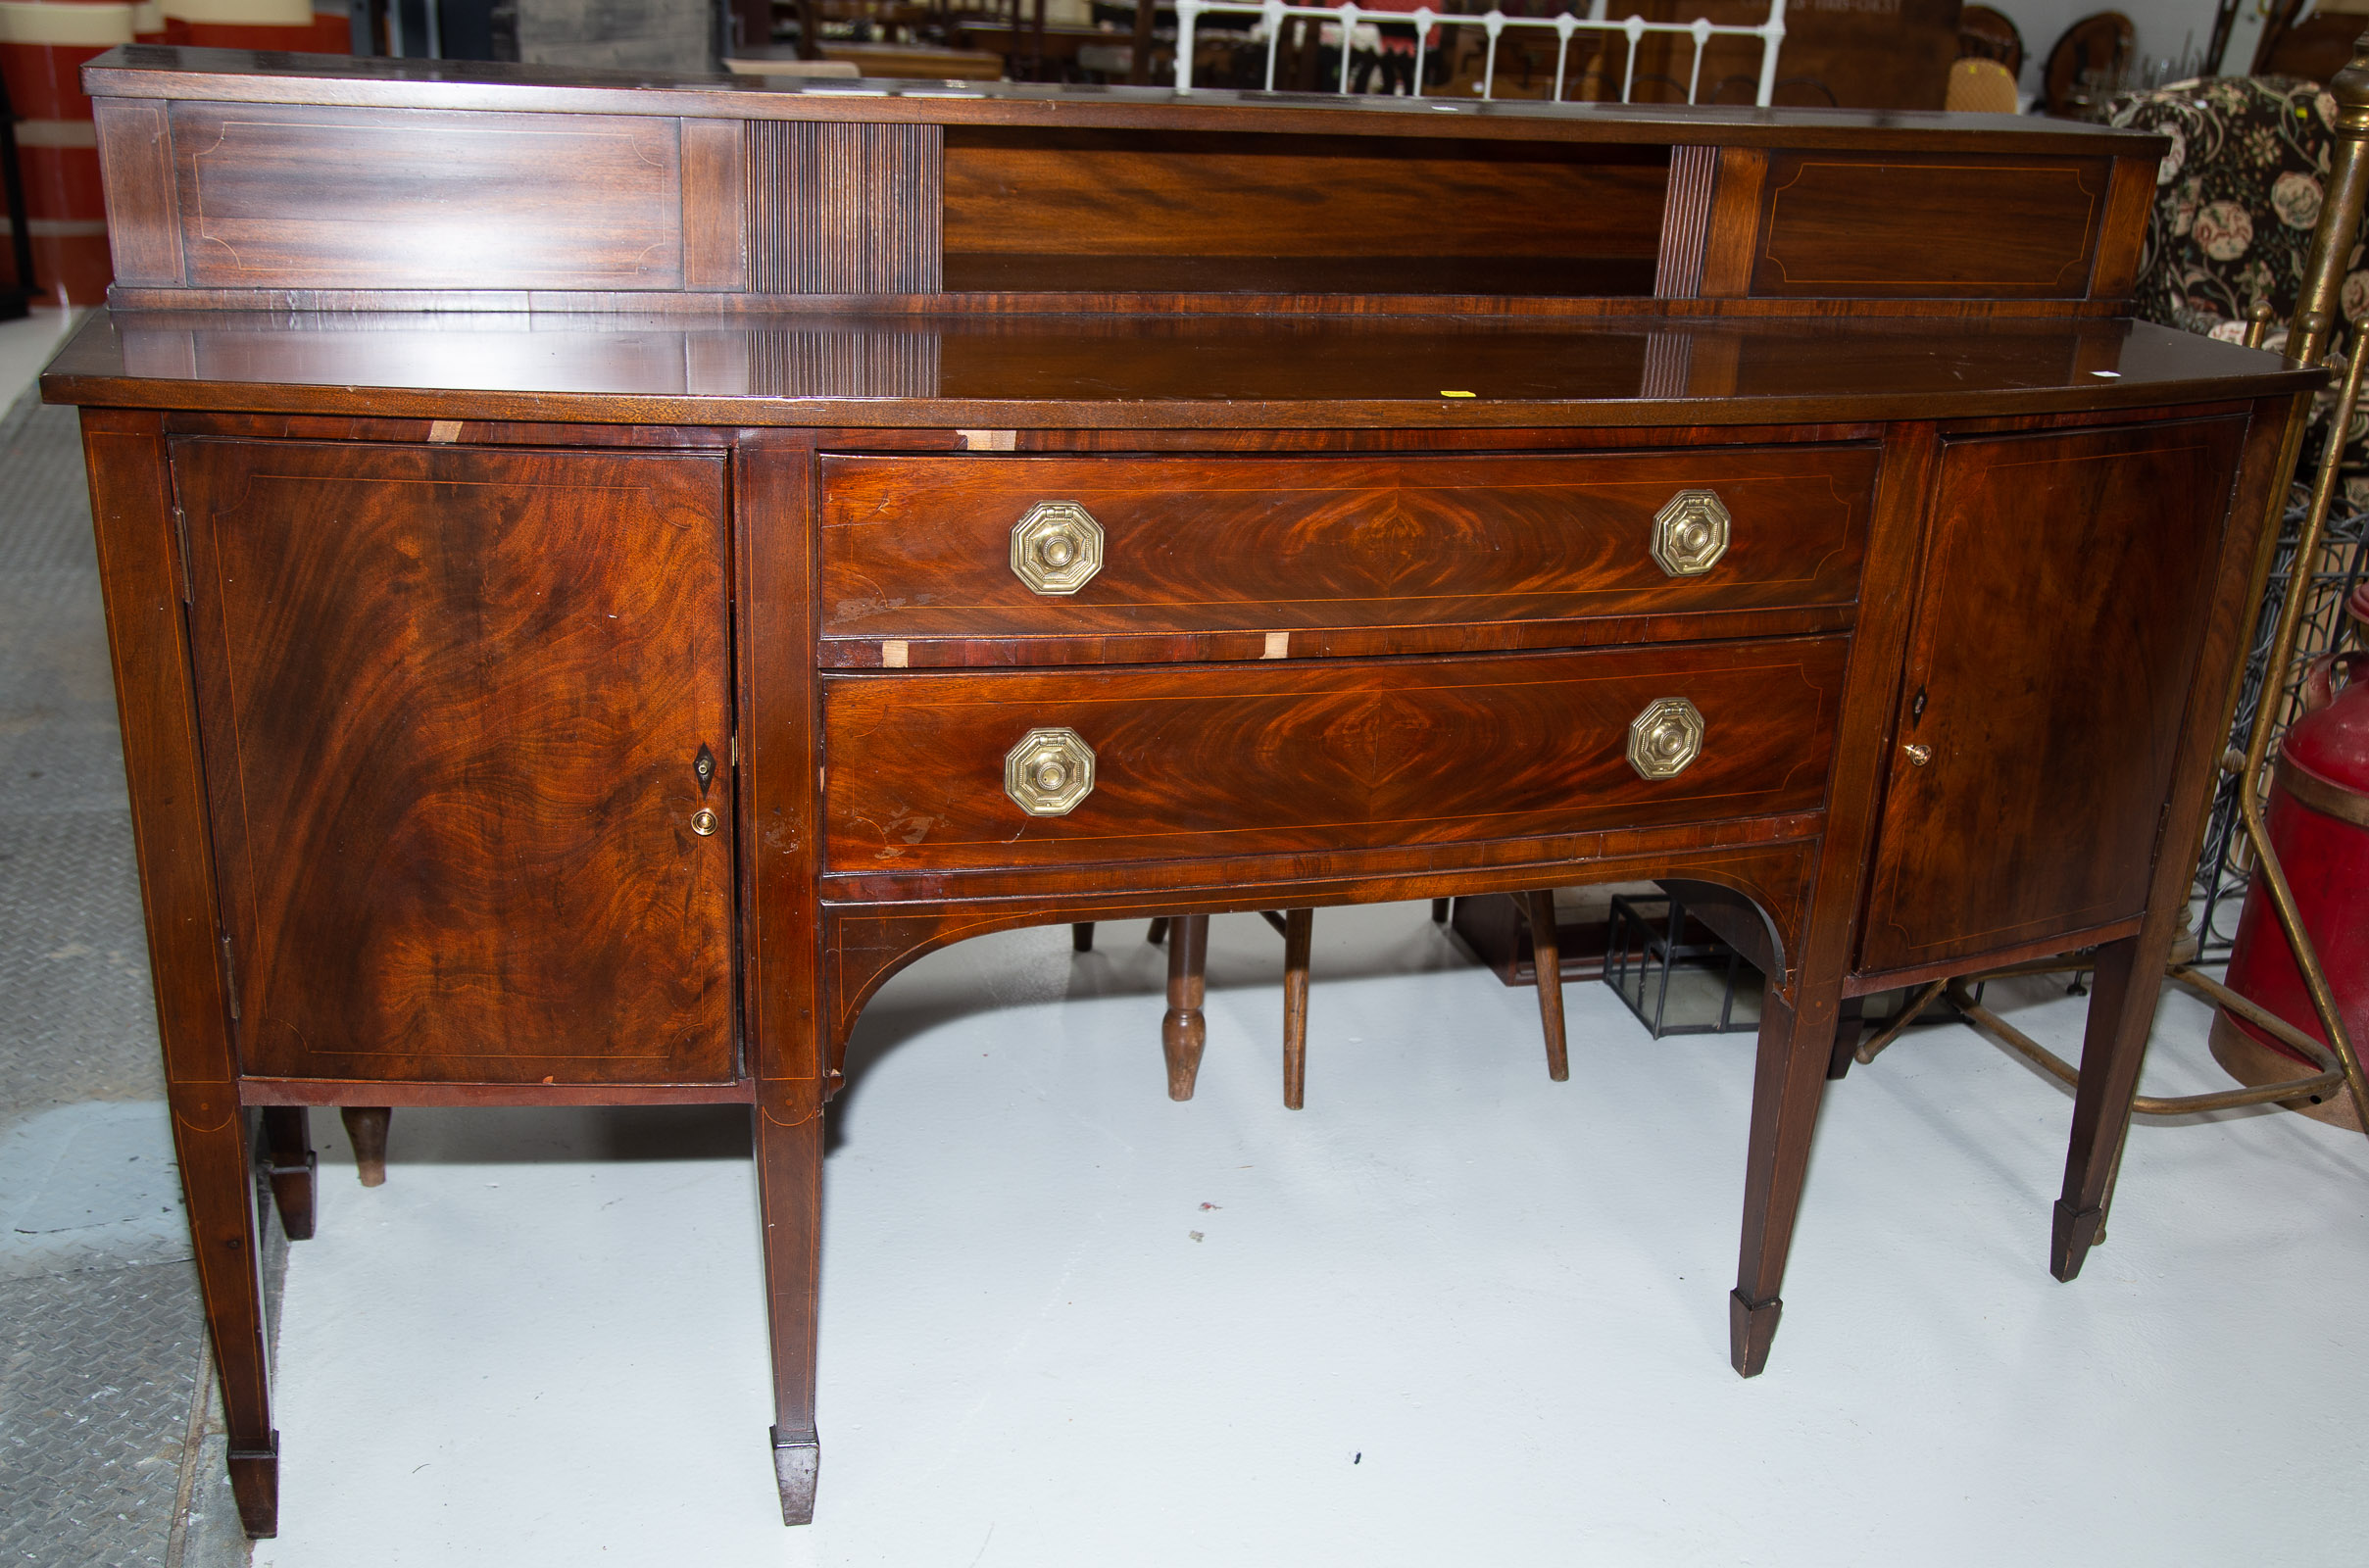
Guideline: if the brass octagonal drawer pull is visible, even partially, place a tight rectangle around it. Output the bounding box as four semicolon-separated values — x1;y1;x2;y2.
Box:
1652;489;1732;577
1627;697;1705;780
1010;501;1105;595
1004;727;1097;815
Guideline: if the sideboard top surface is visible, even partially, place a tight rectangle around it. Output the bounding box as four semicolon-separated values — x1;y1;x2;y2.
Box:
44;309;2320;427
88;45;2157;154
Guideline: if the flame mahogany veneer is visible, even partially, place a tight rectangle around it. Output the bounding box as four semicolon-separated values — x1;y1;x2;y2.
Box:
44;45;2324;1539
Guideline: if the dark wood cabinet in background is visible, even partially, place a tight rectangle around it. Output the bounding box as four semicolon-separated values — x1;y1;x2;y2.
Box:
46;46;2322;1542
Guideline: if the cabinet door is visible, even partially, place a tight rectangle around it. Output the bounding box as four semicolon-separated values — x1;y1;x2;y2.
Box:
174;438;737;1086
1855;416;2248;978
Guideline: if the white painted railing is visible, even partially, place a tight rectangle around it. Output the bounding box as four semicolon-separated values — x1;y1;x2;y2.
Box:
1169;0;1787;106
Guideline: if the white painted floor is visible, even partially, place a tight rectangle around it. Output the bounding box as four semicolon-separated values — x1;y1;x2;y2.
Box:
248;907;2368;1568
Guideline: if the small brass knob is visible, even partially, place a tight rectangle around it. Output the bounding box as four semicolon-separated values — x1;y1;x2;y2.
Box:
1010;502;1105;595
690;808;720;836
1651;490;1732;577
1627;697;1705;780
1903;744;1932;767
1004;727;1096;815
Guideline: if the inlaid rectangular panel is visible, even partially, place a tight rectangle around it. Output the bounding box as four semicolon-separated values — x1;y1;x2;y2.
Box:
173;438;737;1085
819;637;1847;874
1856;415;2250;976
818;446;1874;660
170;100;685;290
1748;151;2111;300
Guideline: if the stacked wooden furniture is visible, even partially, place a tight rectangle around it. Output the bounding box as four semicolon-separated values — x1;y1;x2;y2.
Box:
45;45;2319;1537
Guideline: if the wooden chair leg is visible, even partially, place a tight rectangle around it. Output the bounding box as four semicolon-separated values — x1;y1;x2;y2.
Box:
1072;922;1095;953
1161;914;1209;1100
1281;908;1313;1108
1527;890;1569;1081
340;1106;391;1187
258;1106;317;1241
1146;917;1169;946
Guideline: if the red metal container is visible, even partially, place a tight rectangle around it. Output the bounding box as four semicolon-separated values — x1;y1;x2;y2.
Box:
2214;584;2369;1127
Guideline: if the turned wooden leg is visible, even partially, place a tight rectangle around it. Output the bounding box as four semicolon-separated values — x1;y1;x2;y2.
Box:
172;1093;279;1536
1526;890;1569;1081
1146;917;1169;946
1430;898;1451;923
258;1106;317;1242
1072;922;1095;953
340;1106;391;1187
1281;908;1313;1109
2052;934;2156;1282
756;1102;823;1525
1730;980;1843;1377
1162;914;1210;1101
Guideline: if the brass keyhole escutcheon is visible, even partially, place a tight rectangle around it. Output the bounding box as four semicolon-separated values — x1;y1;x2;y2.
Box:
1010;502;1105;595
1626;697;1705;780
690;808;720;837
1004;727;1096;815
1651;490;1732;577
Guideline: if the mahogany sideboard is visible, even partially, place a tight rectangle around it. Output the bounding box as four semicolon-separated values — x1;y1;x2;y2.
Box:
42;45;2324;1536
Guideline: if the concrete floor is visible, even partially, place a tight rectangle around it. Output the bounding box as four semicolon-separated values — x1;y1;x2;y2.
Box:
6;309;2366;1566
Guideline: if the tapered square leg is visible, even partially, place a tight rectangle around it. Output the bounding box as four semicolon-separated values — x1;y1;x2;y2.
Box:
756;1104;824;1525
1730;984;1838;1378
1071;922;1095;953
1162;914;1210;1101
770;1426;820;1526
1526;891;1568;1081
171;1095;279;1537
2051;935;2168;1282
227;1436;280;1538
1729;1291;1783;1378
259;1106;317;1241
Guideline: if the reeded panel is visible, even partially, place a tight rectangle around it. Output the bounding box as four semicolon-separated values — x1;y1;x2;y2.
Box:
748;120;942;293
169;100;685;290
1856;416;2250;975
819;638;1847;875
174;438;737;1085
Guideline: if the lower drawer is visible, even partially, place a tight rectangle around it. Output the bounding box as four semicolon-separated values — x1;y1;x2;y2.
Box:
821;637;1847;874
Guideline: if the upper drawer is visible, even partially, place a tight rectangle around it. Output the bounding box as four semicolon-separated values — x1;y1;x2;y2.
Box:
818;447;1875;664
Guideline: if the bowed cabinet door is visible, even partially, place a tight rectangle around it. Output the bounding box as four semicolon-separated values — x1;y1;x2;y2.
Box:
173;438;739;1087
1854;414;2250;979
